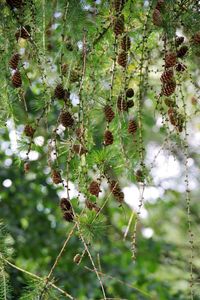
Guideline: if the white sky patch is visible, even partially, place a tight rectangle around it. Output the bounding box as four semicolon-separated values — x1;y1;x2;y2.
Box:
4;158;12;167
54;12;62;18
34;136;44;146
70;93;80;106
57;181;79;200
142;227;154;238
3;179;12;188
20;150;39;161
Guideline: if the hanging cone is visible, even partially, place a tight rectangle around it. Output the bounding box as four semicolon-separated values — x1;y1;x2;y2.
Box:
113;15;124;36
160;69;174;83
165;52;177;68
6;0;23;8
113;0;125;13
162;80;176;96
9;53;20;69
60;111;74;128
155;0;165;11
104;105;115;123
175;36;184;47
192;32;200;45
51;169;62;184
152;9;162;26
85;200;100;212
15;25;31;40
117;51;128;68
12;70;22;88
110;180;124;203
128;120;137;134
60;198;74;222
176;63;186;72
135;169;144;183
127;100;134;108
117;95;127;111
24;124;35;138
89;181;101;197
104;130;114;146
54;84;65;99
126;88;134;98
121;35;131;52
73;144;87;155
177;46;188;58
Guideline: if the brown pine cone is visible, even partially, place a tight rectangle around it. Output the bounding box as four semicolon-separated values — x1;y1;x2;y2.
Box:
177;45;188;58
113;0;125;13
113;15;124;36
9;53;20;69
176;63;186;72
168;107;177;126
135;169;144;182
121;35;131;52
160;69;174;83
152;9;162;26
6;0;23;8
51;169;62;184
54;84;65;99
127;100;134;108
117;51;128;68
110;180;124;203
73;144;87;155
128;119;137;134
60;111;74;128
89;181;101;197
12;70;22;88
24;162;30;173
24;124;35;138
61;63;68;76
117;96;127;111
15;26;31;40
104;130;114;146
175;36;184;47
60;198;74;222
192;32;200;45
85;200;100;212
104;105;115;123
126;88;134;98
165;52;177;68
155;0;165;10
162;80;176;96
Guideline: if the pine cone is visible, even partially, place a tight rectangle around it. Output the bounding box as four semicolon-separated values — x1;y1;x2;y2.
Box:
73;144;87;155
165;52;177;68
6;0;23;8
176;63;186;72
121;35;131;52
60;111;74;128
24;124;35;137
117;51;127;68
54;84;65;99
113;0;125;13
192;32;200;45
89;181;101;197
9;53;20;69
15;25;31;40
12;70;22;88
162;80;176;96
60;198;74;222
61;63;68;76
110;180;124;203
135;169;144;182
117;96;127;111
104;130;114;146
168;107;177;126
127;100;134;108
126;88;134;98
51;169;62;184
152;9;162;26
85;200;100;212
104;105;115;123
177;45;188;58
155;0;165;11
128;120;137;134
175;36;184;47
113;15;124;36
160;69;174;83
24;162;30;173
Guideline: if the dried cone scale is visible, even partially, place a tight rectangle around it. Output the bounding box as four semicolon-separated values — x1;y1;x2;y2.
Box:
117;51;127;68
89;181;101;197
9;53;20;69
104;105;115;123
54;84;65;99
12;70;22;88
113;15;124;36
128;120;137;134
60;198;74;222
104;130;114;146
60;111;74;128
51;169;62;184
